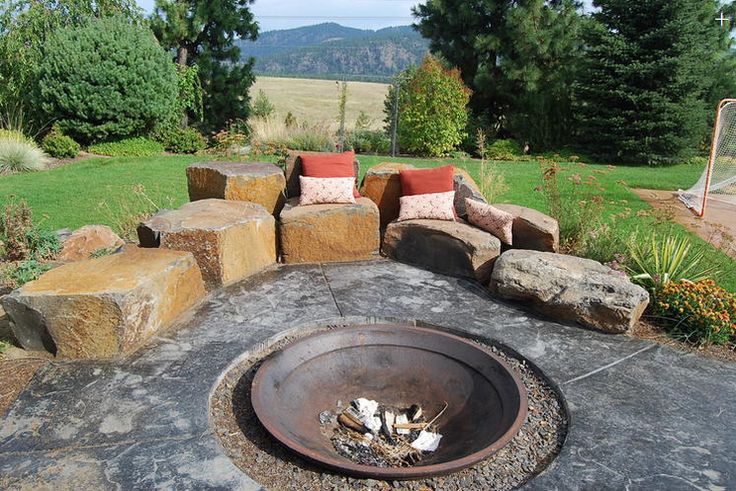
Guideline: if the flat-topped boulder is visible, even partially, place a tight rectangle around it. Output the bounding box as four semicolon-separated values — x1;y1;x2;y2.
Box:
383;219;501;283
186;162;286;215
279;197;380;263
284;150;360;198
2;248;205;359
360;162;416;226
138;199;276;289
57;225;124;262
489;250;649;333
494;204;559;253
453;168;486;217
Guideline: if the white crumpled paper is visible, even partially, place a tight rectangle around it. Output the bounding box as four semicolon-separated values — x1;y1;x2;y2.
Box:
411;430;442;452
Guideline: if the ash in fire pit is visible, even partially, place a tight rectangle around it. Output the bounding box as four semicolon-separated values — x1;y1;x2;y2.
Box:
321;398;446;467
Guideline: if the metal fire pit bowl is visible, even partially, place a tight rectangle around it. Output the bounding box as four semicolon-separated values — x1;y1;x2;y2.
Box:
251;325;528;479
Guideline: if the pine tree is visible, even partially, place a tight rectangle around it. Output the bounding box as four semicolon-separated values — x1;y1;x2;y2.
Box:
150;0;258;132
414;0;583;151
575;0;731;165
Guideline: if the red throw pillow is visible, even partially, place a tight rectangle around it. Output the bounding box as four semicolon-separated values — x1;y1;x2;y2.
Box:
300;151;360;198
399;165;455;196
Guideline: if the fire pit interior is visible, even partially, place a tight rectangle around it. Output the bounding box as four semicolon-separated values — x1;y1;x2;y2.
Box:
251;324;528;479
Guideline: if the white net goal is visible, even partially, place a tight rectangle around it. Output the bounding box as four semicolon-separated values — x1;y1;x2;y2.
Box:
679;99;736;216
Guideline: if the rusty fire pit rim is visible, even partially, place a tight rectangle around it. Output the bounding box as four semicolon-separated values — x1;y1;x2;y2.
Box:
250;323;528;479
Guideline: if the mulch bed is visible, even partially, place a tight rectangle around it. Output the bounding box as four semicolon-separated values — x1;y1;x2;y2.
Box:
629;320;736;364
210;329;568;491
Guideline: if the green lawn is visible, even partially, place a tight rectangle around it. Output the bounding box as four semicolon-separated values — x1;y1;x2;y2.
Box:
1;153;733;290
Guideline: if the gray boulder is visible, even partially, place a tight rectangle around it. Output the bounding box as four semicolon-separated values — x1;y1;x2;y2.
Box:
489;250;649;333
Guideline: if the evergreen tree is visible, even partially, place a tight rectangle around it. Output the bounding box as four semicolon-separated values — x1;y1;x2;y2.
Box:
150;0;259;131
414;0;583;151
575;0;733;165
0;0;141;111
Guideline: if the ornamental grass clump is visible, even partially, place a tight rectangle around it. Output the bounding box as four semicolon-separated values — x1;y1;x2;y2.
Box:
653;280;736;346
0;138;49;174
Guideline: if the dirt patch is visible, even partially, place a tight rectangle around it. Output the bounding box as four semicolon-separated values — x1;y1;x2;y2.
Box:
210;328;567;491
0;358;45;417
633;189;735;258
629;320;736;364
45;152;106;171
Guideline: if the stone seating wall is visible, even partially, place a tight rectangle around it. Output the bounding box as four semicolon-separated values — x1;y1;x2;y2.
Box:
1;153;647;360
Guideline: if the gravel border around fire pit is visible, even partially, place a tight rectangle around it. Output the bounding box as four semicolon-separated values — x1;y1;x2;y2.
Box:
210;324;568;490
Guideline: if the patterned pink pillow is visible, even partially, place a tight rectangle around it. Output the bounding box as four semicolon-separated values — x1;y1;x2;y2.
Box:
465;198;514;245
299;176;357;205
398;191;456;221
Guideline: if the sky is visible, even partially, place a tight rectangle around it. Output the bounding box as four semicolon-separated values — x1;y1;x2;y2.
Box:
136;1;598;32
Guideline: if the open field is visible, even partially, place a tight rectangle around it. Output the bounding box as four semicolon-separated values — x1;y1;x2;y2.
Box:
251;76;389;130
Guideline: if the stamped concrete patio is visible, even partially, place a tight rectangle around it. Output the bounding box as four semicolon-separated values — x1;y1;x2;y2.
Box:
0;260;734;490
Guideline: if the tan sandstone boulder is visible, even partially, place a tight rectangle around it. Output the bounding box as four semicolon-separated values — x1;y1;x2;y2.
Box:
279;197;380;263
186;162;286;215
57;225;124;262
2;248;206;359
489;250;649;333
382;219;501;283
138;199;276;290
494;204;560;253
360;162;416;226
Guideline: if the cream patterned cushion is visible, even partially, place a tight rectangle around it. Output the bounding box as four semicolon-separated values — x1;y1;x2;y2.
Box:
398;191;456;221
299;176;357;205
465;198;513;245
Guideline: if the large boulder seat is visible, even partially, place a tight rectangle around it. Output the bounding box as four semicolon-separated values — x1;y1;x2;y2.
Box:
490;250;650;333
382;219;502;283
360;163;488;225
186;162;286;216
279;151;380;264
138;199;277;290
360;162;416;227
1;249;206;359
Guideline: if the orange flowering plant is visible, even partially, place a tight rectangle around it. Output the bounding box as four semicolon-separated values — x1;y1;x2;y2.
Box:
653;280;736;346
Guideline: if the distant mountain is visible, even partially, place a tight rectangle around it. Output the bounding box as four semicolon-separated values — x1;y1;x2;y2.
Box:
238;23;429;82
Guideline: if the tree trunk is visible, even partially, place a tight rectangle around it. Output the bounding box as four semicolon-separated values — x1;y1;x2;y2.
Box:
176;46;188;67
177;46;189;128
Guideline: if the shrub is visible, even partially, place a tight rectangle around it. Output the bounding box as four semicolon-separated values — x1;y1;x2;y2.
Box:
41;126;80;158
251;90;275;119
158;127;207;154
653;280;735;346
249;118;335;153
476;129;509;203
389;55;471;157
537;158;609;254
344;130;391;155
0;138;49;174
37;16;177;144
0;199;60;262
88;137;164;157
627;232;718;293
486;139;523;161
